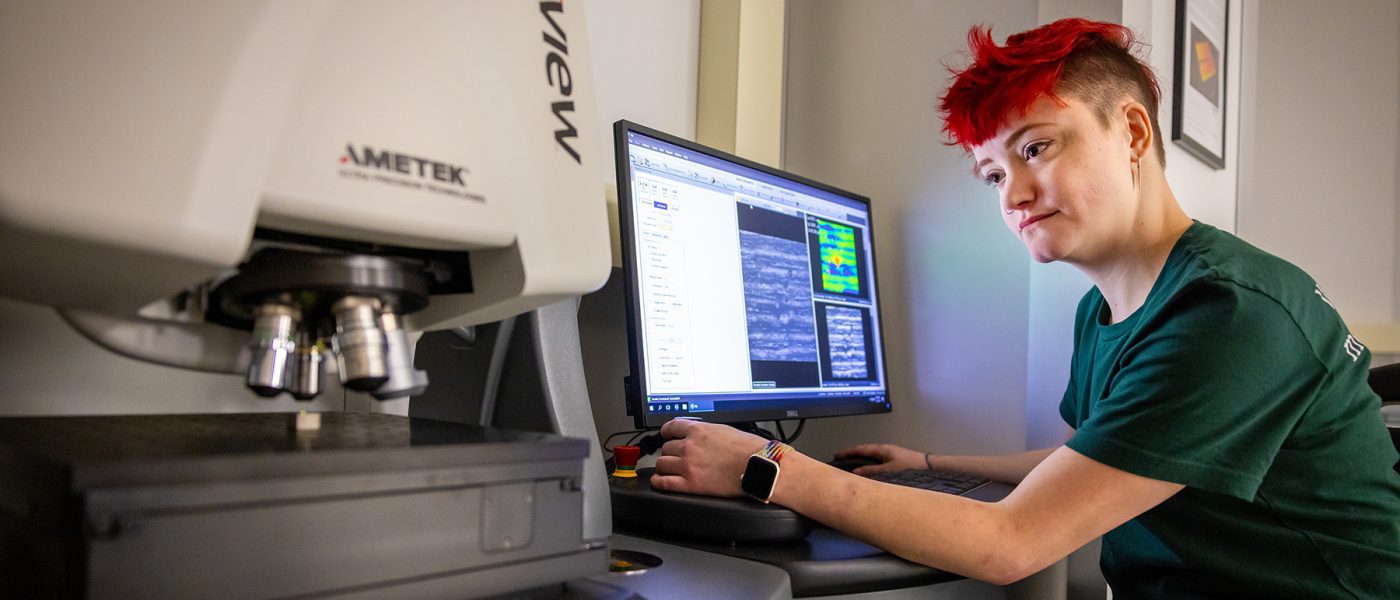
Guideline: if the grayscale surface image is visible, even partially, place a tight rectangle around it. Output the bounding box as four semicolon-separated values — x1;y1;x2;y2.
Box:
825;306;868;378
739;230;818;362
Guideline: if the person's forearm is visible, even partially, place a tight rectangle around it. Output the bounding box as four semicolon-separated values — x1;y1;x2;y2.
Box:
926;447;1057;484
772;451;1035;584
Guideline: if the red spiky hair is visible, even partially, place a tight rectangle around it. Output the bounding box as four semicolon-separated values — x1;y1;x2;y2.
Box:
939;18;1162;159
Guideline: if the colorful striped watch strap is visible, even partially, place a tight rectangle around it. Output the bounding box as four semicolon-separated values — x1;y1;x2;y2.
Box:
759;439;791;462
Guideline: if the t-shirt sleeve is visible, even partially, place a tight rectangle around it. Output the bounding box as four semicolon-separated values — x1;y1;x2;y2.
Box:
1065;280;1325;501
1060;290;1096;429
1059;379;1077;428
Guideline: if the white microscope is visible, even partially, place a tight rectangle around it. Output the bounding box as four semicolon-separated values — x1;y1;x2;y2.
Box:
0;1;613;597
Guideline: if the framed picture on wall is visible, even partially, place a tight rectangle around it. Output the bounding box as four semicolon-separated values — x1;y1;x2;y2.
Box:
1172;0;1229;169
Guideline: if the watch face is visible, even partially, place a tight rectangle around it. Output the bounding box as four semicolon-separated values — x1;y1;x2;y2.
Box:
741;455;780;501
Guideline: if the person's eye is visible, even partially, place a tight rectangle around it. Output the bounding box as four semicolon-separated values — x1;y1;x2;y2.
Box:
1024;140;1052;160
981;171;1004;187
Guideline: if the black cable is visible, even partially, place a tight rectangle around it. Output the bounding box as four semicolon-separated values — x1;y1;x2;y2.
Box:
785;419;807;444
602;429;648;454
625;429;649;448
733;421;775;440
768;419;807;444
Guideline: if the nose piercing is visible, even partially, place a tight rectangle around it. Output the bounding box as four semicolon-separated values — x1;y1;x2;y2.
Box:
1004;209;1014;215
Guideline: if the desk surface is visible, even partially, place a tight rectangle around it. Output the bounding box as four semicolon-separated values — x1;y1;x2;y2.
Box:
612;480;1014;597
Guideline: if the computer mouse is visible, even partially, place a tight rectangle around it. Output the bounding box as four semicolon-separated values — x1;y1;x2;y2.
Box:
827;455;883;472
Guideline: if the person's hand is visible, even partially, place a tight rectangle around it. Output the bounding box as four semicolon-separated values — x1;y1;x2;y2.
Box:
650;420;768;497
833;443;927;475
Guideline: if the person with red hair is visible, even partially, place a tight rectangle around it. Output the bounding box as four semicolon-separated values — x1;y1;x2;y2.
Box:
651;18;1400;597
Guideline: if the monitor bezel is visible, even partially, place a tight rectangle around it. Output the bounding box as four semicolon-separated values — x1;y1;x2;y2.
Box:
614;120;894;429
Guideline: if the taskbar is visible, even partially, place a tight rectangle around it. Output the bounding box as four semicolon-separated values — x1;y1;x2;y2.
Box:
644;391;889;419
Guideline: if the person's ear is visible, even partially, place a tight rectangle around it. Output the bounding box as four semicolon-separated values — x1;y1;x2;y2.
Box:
1122;101;1154;163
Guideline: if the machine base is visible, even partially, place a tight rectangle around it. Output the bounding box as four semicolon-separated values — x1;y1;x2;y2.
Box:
0;412;601;599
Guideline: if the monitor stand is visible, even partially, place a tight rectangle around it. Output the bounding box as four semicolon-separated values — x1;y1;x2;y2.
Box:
609;467;814;543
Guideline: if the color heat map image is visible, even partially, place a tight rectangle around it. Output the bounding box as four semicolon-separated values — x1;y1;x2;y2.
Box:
818;220;860;296
825;306;868;379
739;230;818;363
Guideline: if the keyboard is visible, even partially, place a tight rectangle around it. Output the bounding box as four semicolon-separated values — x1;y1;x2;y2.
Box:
867;469;991;495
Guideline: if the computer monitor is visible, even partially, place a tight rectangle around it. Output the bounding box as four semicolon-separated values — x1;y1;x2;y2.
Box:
615;121;891;429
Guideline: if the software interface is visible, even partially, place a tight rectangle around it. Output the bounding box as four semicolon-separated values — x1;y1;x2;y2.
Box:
623;129;889;419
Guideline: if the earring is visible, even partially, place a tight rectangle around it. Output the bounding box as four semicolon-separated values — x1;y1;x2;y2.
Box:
1130;159;1141;190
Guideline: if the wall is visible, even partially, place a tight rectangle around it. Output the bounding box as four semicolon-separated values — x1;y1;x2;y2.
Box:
782;0;1040;460
1138;0;1243;231
579;1;702;441
585;0;702;187
1237;0;1400;359
1023;0;1121;454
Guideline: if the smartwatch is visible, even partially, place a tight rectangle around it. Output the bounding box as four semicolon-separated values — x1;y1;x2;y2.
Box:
740;440;791;503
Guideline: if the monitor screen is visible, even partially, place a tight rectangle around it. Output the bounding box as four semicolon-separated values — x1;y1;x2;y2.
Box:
615;121;891;429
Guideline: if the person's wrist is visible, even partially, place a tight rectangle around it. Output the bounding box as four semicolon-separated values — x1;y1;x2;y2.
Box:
923;452;939;471
740;440;792;502
767;448;809;507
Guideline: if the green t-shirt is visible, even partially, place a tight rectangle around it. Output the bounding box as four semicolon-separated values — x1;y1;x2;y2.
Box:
1060;222;1400;599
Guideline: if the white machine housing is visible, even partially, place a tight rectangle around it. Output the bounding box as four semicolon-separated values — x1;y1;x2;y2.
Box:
0;3;616;595
0;0;611;329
